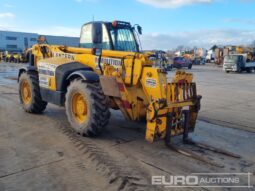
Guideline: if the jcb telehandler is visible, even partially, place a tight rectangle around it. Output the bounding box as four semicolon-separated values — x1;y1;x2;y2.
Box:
18;21;239;167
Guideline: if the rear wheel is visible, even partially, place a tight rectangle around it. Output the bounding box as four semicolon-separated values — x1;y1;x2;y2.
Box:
65;79;110;136
18;72;47;113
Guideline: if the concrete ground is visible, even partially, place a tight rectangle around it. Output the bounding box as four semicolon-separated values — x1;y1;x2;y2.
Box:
191;64;255;133
0;62;254;191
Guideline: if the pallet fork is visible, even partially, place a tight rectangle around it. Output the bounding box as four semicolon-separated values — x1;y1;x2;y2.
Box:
165;111;240;168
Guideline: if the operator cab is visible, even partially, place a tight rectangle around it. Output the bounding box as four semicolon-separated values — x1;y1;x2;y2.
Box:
80;21;142;52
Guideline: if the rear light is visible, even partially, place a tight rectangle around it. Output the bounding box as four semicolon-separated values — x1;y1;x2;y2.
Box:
112;21;118;27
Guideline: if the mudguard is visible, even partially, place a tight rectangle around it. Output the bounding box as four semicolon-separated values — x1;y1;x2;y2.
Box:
67;70;99;83
18;66;37;82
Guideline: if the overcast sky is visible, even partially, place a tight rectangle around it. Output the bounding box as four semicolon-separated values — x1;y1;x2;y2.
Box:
0;0;255;50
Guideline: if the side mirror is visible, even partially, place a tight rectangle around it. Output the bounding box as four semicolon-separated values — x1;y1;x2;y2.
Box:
137;25;142;35
92;23;102;44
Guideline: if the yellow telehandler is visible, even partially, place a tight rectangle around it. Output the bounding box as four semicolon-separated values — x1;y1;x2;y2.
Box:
18;21;239;167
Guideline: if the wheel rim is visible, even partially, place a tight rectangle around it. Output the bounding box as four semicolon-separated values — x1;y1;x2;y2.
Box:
21;79;32;105
71;92;88;124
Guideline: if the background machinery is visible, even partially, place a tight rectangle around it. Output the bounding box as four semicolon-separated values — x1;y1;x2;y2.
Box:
0;52;4;62
223;54;255;73
2;50;28;63
193;48;206;65
215;46;255;66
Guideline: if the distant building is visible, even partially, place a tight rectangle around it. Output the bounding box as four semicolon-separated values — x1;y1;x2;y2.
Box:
0;31;38;52
0;30;79;52
44;35;79;47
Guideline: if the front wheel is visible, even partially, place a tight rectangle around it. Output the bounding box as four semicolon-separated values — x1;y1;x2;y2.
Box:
65;79;110;136
188;64;192;69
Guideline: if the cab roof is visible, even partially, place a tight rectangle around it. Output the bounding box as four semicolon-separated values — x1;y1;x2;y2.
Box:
82;21;132;29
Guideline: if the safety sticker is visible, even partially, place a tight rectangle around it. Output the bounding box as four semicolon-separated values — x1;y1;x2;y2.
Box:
146;78;157;88
39;75;49;88
38;62;57;88
38;62;57;74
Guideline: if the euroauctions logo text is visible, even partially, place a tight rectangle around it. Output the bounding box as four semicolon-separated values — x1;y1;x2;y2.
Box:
152;173;253;188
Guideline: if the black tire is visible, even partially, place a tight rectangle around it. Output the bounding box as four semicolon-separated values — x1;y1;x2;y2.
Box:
65;78;110;136
18;72;47;113
246;68;251;73
225;70;230;73
188;64;192;69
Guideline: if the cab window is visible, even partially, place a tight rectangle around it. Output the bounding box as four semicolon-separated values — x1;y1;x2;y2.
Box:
110;28;137;52
80;24;93;48
80;23;111;49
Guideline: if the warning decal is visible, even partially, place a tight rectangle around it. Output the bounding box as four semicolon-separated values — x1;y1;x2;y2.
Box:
146;78;157;88
38;62;57;88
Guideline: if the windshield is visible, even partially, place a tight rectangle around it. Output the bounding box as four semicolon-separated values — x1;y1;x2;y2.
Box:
225;55;238;62
109;28;138;52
